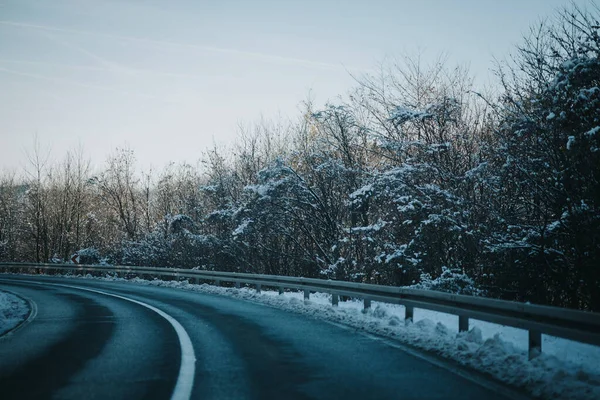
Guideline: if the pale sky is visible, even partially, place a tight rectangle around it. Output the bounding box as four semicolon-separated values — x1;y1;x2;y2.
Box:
0;0;592;173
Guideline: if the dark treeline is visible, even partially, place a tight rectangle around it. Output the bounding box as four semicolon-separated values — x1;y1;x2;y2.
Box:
1;6;599;310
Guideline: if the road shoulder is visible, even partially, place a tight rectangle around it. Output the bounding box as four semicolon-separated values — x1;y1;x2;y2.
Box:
0;288;32;337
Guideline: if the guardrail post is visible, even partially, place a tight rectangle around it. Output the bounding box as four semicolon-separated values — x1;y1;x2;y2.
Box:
214;280;221;287
278;287;284;295
459;315;469;332
256;284;261;293
304;289;310;300
529;330;542;360
332;294;339;306
364;299;371;310
405;306;414;321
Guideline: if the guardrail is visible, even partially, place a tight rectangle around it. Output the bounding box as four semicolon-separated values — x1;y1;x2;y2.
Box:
2;262;599;359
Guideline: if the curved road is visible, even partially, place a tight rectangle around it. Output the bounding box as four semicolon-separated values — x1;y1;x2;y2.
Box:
0;275;524;400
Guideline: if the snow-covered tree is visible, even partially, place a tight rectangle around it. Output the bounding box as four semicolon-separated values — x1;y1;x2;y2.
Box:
488;5;600;309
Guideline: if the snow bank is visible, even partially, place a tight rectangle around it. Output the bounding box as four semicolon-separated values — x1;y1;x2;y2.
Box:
71;274;600;399
0;289;30;336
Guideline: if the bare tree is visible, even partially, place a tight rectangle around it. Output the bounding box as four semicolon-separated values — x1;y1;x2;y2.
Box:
0;171;21;261
22;138;51;262
92;148;142;241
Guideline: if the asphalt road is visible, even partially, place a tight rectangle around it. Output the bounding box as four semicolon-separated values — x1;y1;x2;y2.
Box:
0;275;524;400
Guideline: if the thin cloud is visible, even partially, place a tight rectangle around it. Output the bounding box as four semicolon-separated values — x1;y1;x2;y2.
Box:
0;66;180;103
0;58;222;81
0;58;106;71
3;74;66;102
38;30;131;75
0;20;368;73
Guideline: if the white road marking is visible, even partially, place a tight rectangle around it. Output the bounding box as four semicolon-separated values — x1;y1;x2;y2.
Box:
6;280;196;400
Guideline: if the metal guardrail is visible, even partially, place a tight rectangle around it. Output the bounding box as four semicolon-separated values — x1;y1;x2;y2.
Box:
2;262;599;359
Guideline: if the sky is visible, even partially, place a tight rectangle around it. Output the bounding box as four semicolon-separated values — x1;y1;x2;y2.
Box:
0;0;593;173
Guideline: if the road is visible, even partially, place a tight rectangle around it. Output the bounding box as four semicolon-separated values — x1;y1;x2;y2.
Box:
0;275;524;400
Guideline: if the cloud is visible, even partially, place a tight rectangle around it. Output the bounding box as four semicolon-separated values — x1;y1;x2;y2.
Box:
38;30;131;75
0;58;219;81
0;20;367;73
0;66;180;103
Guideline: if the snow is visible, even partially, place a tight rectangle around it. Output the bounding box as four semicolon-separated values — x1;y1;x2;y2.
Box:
0;289;29;336
52;273;600;399
585;126;599;137
464;162;489;178
349;184;373;201
232;219;252;236
349;220;387;233
388;105;432;124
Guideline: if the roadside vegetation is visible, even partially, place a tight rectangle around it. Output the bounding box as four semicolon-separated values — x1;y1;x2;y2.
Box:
1;4;599;311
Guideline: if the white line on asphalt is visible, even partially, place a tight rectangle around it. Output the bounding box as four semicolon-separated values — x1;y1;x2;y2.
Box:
7;280;197;400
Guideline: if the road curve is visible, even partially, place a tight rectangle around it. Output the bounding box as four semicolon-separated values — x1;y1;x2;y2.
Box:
0;275;525;400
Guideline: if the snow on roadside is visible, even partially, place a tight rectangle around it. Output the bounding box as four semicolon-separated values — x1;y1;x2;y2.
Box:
0;289;29;336
70;274;599;399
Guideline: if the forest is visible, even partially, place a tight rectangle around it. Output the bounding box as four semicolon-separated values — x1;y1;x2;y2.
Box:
1;5;599;311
